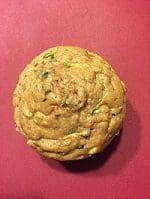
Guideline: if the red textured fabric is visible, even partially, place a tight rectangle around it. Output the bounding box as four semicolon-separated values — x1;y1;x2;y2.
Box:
0;1;150;198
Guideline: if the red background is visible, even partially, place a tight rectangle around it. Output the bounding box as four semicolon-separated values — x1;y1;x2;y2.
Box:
0;0;150;198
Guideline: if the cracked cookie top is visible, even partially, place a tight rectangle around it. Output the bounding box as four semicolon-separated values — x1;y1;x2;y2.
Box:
13;46;126;161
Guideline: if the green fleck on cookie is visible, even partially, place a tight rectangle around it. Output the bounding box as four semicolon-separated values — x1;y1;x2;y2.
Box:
43;52;54;59
63;62;71;68
42;72;49;79
43;48;57;59
91;107;100;115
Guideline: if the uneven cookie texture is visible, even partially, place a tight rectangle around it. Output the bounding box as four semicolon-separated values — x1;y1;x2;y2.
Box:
13;46;126;161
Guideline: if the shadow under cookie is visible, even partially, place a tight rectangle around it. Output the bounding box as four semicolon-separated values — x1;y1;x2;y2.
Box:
42;100;141;176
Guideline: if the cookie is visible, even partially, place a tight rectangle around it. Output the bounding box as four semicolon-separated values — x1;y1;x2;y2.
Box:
13;46;126;161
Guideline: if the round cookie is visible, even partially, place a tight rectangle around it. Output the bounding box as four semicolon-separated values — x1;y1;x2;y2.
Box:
13;46;126;161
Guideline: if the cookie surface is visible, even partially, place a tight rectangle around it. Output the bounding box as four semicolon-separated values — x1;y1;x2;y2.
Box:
13;46;126;161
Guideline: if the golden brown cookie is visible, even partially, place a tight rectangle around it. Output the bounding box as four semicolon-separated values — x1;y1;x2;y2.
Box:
13;46;126;161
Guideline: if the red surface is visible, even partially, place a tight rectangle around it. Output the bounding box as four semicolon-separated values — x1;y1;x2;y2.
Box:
0;0;150;198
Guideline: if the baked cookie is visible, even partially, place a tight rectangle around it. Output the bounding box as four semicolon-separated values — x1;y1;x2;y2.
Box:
13;46;126;161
